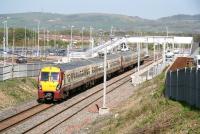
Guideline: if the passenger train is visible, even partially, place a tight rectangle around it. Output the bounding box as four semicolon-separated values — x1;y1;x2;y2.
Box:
37;50;146;102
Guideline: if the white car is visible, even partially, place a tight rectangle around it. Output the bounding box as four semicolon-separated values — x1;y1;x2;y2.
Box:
174;49;180;54
121;47;130;52
166;50;174;58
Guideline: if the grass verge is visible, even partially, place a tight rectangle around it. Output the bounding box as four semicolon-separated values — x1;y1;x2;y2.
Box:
0;78;37;110
86;73;200;134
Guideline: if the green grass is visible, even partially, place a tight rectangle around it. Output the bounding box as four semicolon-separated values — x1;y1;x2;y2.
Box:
0;78;37;109
86;73;200;134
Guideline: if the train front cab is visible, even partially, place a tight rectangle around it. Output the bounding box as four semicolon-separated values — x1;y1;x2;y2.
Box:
38;67;63;102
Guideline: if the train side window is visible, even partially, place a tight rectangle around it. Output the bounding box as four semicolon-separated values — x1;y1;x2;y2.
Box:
74;73;76;79
67;74;71;82
77;71;79;78
92;67;95;73
85;70;87;76
72;73;74;80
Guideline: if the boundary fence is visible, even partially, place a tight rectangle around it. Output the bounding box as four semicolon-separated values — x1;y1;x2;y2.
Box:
0;63;52;81
165;67;200;108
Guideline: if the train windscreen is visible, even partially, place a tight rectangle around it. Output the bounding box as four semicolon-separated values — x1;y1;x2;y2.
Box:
40;72;59;81
40;72;49;81
51;72;59;81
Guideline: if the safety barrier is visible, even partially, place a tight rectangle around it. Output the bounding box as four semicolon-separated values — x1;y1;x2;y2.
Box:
165;67;200;108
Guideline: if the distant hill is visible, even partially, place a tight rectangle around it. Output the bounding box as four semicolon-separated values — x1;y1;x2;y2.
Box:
0;12;200;33
157;14;200;33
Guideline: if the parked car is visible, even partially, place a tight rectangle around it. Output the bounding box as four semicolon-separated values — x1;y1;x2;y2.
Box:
174;49;180;54
166;50;174;58
16;56;28;64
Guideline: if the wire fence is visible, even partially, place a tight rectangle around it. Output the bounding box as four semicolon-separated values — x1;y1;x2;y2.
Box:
0;63;52;81
165;67;200;108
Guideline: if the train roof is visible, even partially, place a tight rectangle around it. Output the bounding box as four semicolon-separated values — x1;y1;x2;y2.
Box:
57;51;136;71
119;51;136;56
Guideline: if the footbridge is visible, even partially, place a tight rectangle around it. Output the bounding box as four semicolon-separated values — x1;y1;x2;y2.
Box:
69;37;128;59
67;36;193;61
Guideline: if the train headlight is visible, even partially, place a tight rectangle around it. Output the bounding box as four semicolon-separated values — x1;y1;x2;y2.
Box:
56;84;61;91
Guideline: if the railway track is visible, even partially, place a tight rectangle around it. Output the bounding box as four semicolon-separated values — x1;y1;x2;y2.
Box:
0;103;54;132
0;58;155;134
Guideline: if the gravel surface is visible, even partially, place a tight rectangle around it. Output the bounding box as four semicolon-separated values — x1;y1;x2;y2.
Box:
48;80;139;134
0;100;38;121
1;69;133;134
25;74;132;134
1;86;101;134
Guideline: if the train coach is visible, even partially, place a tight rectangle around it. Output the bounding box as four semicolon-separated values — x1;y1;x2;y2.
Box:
37;50;146;102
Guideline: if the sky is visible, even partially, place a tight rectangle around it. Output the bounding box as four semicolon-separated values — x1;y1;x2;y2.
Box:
0;0;199;19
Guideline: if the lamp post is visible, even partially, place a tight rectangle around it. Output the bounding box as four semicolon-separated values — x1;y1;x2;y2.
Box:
154;42;156;62
110;26;114;52
12;28;15;78
103;40;107;108
81;27;85;49
90;26;93;56
32;28;34;57
2;23;4;51
146;37;149;56
6;22;8;52
70;25;74;49
2;21;6;53
47;30;49;48
24;26;27;56
99;30;109;115
166;26;168;50
54;30;56;49
110;26;113;37
37;20;40;57
43;29;46;58
2;21;8;66
46;30;49;60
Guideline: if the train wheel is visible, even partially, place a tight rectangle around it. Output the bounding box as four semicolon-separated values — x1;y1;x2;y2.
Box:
86;82;90;88
107;74;111;80
63;91;69;100
90;80;94;86
119;68;124;73
81;85;86;91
